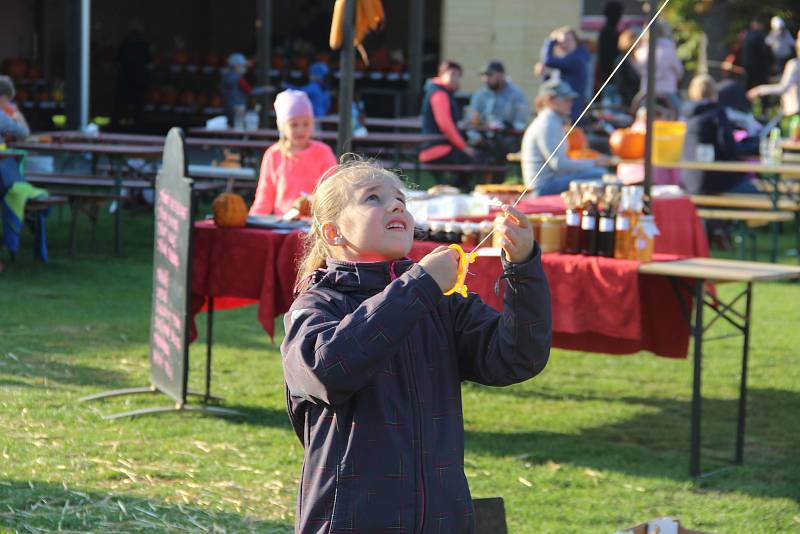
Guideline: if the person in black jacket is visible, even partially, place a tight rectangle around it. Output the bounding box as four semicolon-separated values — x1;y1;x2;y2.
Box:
281;161;551;533
741;18;773;89
681;74;759;194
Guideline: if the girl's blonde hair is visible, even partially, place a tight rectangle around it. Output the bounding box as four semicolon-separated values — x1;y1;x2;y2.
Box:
295;159;407;294
688;74;718;102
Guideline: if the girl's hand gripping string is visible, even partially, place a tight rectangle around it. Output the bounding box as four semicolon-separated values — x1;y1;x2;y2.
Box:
496;205;534;263
418;246;461;293
442;244;478;298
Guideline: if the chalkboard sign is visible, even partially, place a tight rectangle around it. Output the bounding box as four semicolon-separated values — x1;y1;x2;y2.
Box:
149;128;194;404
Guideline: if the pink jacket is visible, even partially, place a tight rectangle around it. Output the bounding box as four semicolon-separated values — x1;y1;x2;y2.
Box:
634;38;684;95
249;140;337;216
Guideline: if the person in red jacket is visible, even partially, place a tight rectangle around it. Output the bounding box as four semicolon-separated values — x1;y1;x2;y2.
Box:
282;160;551;533
419;61;478;165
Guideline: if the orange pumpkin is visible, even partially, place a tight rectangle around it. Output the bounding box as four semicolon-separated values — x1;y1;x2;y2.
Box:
212;193;248;228
609;128;646;160
568;148;600;160
566;127;589;152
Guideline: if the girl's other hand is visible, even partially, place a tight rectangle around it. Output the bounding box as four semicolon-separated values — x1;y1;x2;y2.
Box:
418;246;459;291
497;205;534;263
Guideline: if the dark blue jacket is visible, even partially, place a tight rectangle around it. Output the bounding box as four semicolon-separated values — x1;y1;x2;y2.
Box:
545;41;590;121
281;249;551;533
421;78;461;138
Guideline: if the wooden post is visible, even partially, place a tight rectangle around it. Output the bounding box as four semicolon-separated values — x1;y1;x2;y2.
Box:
406;0;424;115
256;0;273;126
643;0;657;204
337;0;356;156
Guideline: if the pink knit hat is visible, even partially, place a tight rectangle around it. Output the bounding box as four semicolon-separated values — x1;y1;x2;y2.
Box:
274;89;313;128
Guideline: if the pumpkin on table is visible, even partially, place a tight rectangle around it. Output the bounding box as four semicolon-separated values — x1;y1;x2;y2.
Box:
609;128;646;160
212;193;248;228
565;127;600;160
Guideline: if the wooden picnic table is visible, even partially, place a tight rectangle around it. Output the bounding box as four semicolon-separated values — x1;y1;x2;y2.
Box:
315;115;423;130
9;140;164;255
639;257;800;476
780;139;800;152
654;159;800;178
186;126;445;147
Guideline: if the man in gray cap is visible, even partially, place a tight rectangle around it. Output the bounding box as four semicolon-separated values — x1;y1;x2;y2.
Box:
468;61;531;131
520;79;612;195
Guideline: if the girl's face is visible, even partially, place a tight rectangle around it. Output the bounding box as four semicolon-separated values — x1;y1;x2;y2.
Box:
283;115;313;148
330;176;414;262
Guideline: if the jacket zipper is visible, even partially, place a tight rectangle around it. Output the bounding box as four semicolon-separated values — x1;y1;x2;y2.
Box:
405;338;426;533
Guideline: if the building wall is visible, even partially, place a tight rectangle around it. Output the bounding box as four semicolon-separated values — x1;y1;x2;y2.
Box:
440;0;582;105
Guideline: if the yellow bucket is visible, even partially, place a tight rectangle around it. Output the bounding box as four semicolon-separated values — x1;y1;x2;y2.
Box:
652;120;686;163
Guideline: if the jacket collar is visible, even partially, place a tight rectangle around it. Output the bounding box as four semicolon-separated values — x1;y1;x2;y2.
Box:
317;258;415;292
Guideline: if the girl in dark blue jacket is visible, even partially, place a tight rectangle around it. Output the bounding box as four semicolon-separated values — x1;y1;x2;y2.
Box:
281;161;552;533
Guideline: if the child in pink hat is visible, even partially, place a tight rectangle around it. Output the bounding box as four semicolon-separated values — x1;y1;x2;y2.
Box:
250;89;337;216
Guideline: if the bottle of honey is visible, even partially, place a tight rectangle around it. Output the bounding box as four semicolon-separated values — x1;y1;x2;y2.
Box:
614;187;631;259
597;185;617;257
563;181;582;254
579;185;599;256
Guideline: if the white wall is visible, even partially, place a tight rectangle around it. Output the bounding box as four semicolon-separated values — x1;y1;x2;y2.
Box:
440;0;582;104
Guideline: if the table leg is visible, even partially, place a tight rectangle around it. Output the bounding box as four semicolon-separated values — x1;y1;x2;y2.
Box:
205;296;214;402
113;157;122;256
735;283;753;464
690;278;705;477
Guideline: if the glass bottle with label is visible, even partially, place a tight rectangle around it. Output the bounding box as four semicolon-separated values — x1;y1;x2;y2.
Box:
631;213;660;262
563;182;582;254
579;186;599;256
613;188;632;259
597;185;617;257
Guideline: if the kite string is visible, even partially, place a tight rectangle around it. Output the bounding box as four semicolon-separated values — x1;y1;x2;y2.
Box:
469;0;672;253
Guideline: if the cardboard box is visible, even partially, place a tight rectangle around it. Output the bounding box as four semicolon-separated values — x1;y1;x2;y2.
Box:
616;517;712;534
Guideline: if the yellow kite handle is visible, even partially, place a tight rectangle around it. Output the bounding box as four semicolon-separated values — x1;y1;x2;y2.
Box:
443;244;477;297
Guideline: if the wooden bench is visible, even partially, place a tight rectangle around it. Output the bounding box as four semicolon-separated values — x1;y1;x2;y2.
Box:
696;208;794;260
24;173;222;255
690;194;799;212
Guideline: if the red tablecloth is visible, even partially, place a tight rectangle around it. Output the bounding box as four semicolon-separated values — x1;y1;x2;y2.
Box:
192;193;706;357
273;233;689;358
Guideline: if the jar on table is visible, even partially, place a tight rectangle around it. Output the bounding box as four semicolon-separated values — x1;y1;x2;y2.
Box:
631;214;660;262
492;214;506;248
429;221;448;242
414;221;430;241
478;220;494;246
538;216;564;253
444;222;462;244
461;222;479;248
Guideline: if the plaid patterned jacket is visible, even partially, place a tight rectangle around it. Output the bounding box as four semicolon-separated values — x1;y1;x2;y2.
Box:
281;247;551;533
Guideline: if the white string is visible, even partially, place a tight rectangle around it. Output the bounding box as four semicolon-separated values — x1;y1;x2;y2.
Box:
470;0;673;252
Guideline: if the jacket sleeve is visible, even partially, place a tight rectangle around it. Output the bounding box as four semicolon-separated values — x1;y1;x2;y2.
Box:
249;149;276;215
449;246;551;386
754;59;798;96
430;90;468;151
0;110;29;139
281;264;444;406
544;41;580;73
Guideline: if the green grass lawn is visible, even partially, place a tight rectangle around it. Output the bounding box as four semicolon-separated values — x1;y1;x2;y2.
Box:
1;205;799;533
